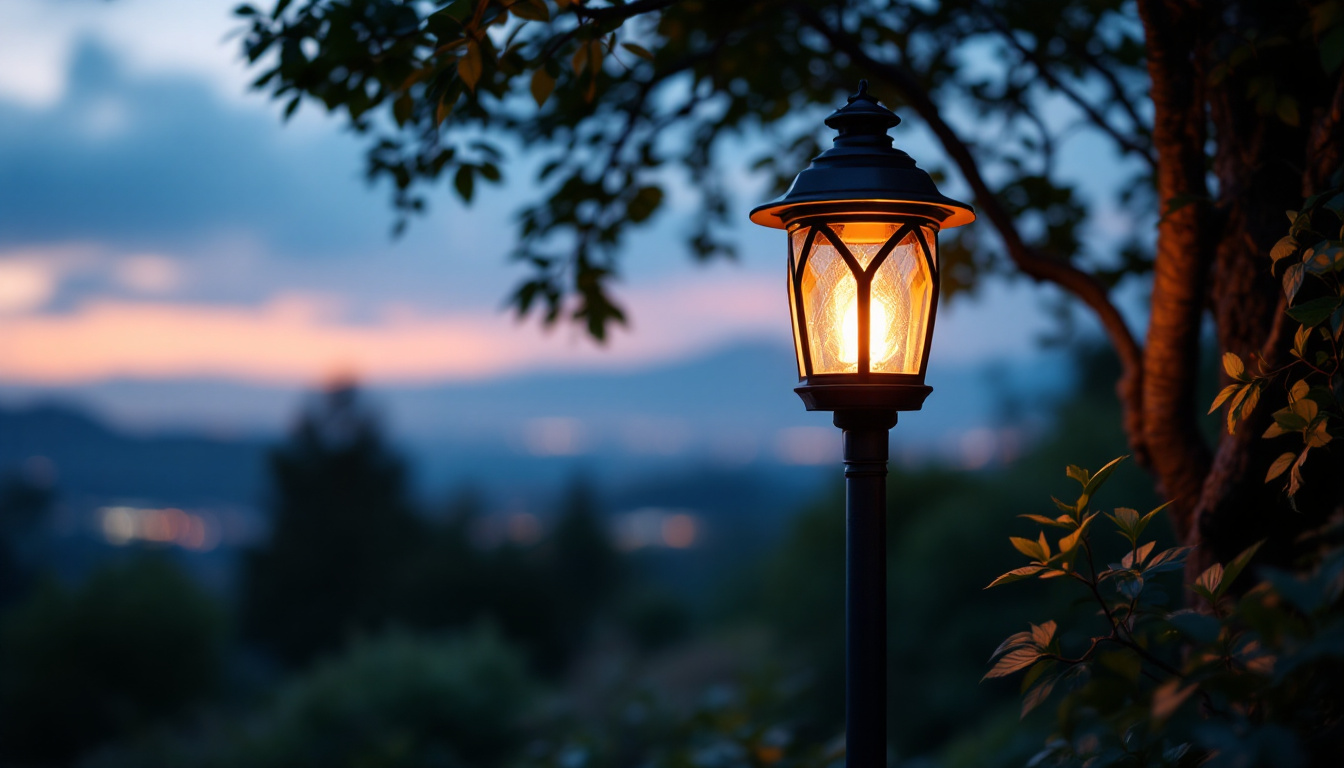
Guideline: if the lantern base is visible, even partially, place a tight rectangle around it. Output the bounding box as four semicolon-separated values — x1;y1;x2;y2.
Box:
794;383;932;412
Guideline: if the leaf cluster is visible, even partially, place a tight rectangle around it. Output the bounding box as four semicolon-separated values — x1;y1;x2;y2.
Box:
235;0;1154;339
986;459;1344;768
1212;172;1344;498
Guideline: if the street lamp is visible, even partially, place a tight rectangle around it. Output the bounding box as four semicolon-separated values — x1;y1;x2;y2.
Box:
750;81;974;767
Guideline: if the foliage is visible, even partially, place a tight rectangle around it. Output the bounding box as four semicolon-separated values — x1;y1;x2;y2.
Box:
90;627;537;768
243;627;536;768
234;0;1152;339
1215;172;1344;500
986;458;1344;767
0;558;226;765
519;670;839;768
241;382;425;666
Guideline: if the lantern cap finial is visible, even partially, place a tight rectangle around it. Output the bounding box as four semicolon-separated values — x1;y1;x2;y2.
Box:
824;80;901;135
750;82;974;230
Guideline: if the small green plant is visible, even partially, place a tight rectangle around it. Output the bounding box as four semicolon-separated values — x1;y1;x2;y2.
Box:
986;458;1343;767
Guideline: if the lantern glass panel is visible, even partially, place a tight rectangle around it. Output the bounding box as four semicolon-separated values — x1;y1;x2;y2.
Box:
797;228;862;374
790;220;937;376
870;226;935;374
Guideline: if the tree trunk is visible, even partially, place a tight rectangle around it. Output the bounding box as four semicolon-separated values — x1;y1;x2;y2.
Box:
1140;0;1344;576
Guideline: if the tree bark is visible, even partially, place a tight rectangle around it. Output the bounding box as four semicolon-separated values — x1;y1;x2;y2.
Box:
1135;0;1214;542
1188;4;1342;574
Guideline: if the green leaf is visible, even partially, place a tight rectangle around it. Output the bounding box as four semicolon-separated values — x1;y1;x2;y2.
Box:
989;630;1033;661
1020;513;1074;529
530;66;556;106
1271;235;1298;262
392;93;413;126
1304;244;1344;274
1266;451;1296;481
1195;563;1224;599
1151;679;1198;722
1029;620;1057;648
983;647;1042;679
1121;540;1156;569
458;41;483;91
1065;465;1089;486
1222;352;1246;380
1108;507;1139;536
1209;383;1242;414
1050;496;1076;516
1144;545;1192;574
1217;541;1263;599
509;0;550;21
1082;455;1128;498
454;164;475;203
1287;296;1342;326
621;42;655;61
1274;409;1310;432
1306;418;1333;447
1058;514;1094;553
1115;571;1145;599
1134;501;1172;541
1010;536;1044;561
626;185;663;223
986;565;1046;588
1283;262;1306;301
1021;674;1058;718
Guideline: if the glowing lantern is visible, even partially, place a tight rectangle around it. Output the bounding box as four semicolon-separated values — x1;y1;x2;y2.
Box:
751;81;974;412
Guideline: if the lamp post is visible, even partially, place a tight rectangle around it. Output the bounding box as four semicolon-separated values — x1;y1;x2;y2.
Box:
750;81;974;767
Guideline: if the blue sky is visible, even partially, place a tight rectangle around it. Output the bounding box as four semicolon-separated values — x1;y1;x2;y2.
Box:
0;0;1145;475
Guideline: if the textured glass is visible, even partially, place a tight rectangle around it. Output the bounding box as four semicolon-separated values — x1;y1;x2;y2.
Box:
869;227;934;373
792;222;936;376
828;222;901;269
799;228;860;374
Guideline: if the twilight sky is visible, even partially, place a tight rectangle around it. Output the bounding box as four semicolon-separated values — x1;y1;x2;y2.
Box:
0;0;1148;449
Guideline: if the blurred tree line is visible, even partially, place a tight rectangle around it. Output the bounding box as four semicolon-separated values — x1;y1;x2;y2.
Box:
1;347;1167;768
240;382;623;674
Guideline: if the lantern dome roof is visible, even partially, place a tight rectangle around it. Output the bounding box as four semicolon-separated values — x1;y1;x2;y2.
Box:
750;81;974;230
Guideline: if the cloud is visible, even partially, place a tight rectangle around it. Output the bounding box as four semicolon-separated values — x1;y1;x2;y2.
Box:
0;261;57;314
0;273;786;385
114;254;182;294
0;41;397;258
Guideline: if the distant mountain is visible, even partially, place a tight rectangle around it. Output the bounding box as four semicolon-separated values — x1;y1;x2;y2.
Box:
0;341;1074;507
0;404;269;506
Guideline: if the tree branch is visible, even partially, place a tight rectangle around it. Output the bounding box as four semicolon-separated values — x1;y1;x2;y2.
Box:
794;3;1148;465
1072;43;1149;141
574;0;683;23
971;0;1156;169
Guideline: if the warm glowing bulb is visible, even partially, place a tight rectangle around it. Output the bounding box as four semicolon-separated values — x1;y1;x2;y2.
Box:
839;294;895;365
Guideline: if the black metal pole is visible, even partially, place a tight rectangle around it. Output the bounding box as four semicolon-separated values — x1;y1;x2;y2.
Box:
834;408;896;768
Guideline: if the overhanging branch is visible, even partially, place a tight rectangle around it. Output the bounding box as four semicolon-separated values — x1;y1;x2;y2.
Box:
794;3;1148;463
